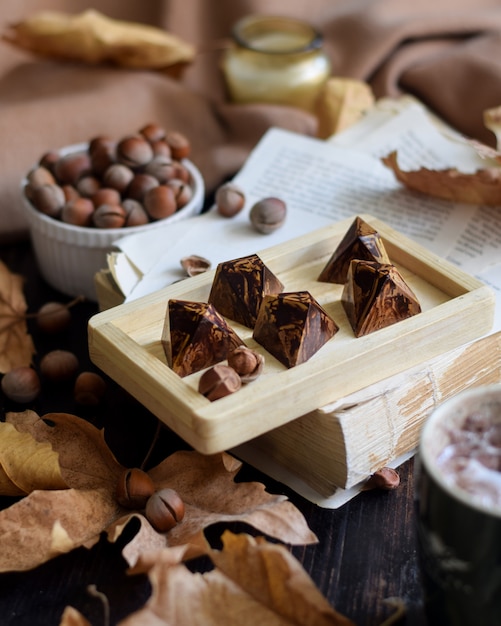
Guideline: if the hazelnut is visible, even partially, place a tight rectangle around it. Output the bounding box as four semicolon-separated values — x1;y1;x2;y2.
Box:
89;137;116;176
102;163;134;193
249;197;287;234
140;123;166;143
61;198;95;226
227;345;264;383
27;166;56;188
165;131;191;160
54;151;91;185
145;488;185;532
117;135;154;169
1;367;41;403
39;349;79;383
36;301;71;334
150;139;172;158
76;175;101;198
198;364;242;401
122;199;149;227
167;179;192;208
172;161;190;183
39;150;60;173
74;371;107;405
92;204;126;229
144;155;176;183
30;184;65;217
144;185;176;220
363;467;401;491
116;467;155;509
91;188;121;208
126;173;159;202
62;185;80;203
215;182;245;217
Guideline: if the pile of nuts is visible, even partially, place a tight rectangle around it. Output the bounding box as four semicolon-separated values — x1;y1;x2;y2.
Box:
198;344;264;401
0;300;107;406
116;467;185;533
24;124;194;229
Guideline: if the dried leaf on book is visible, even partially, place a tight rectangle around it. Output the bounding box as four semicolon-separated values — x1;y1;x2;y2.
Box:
0;411;316;573
3;9;196;69
382;150;501;205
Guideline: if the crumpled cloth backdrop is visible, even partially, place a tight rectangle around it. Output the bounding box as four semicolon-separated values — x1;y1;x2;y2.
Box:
2;0;501;240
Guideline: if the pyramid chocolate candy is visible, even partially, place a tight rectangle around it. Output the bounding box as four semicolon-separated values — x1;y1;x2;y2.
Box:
162;299;243;377
253;291;339;368
342;260;421;337
318;216;390;284
208;253;284;329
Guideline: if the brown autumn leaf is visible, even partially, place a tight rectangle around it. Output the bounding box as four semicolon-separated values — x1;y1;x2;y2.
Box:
0;411;317;573
3;9;195;69
382;150;501;205
118;531;354;626
0;260;35;373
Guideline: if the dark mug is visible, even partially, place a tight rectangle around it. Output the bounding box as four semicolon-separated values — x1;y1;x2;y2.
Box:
416;384;501;626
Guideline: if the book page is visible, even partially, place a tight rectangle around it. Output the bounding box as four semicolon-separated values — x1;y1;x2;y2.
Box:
115;120;500;334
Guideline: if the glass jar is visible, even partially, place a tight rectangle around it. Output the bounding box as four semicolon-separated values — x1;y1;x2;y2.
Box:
221;15;331;112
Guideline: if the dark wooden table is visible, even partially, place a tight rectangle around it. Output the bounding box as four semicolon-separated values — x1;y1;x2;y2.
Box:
0;240;426;626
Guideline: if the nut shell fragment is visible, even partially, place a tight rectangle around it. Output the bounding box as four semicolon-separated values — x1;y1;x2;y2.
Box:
227;345;264;383
198;363;242;400
180;255;211;277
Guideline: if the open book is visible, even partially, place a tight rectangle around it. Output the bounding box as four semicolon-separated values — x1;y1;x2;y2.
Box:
96;96;501;507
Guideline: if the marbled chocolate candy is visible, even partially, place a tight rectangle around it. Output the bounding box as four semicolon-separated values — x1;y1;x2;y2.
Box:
318;216;390;284
208;253;284;328
253;291;339;368
162;299;243;377
342;260;421;337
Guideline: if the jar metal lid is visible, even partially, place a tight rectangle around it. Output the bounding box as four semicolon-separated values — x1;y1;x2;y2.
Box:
231;14;323;55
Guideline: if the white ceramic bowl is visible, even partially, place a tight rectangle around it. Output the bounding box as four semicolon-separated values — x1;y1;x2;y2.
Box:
22;145;204;301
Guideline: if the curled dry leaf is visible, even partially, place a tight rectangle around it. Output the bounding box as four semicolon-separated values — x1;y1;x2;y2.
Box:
0;260;35;374
117;531;354;626
382;150;501;206
484;105;501;151
3;9;196;69
0;412;316;573
316;77;375;139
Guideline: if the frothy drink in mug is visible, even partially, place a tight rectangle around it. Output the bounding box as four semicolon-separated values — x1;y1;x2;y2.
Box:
417;385;501;626
434;402;501;511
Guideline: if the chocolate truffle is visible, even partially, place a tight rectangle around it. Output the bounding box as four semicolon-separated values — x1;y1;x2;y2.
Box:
342;260;421;337
208;253;284;328
318;216;390;284
253;291;339;368
162;299;243;377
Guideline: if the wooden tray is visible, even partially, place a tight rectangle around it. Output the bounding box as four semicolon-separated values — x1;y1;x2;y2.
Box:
88;214;495;454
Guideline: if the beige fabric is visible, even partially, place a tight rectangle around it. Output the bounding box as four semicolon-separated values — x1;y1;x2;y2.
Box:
2;0;501;240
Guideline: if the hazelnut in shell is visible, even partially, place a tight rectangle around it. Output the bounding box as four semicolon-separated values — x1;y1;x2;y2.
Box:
145;488;185;532
249;197;287;234
215;182;245;217
1;367;41;403
116;467;155;509
40;350;79;383
74;371;107;405
227;345;264;383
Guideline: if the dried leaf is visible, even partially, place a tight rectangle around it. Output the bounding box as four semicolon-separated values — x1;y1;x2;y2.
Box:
484;105;501;150
118;531;354;626
0;420;66;494
0;260;35;373
0;412;316;573
316;77;375;139
382;150;501;205
3;9;196;69
59;606;92;626
142;450;318;561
